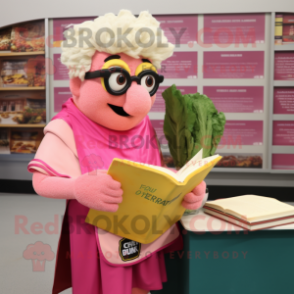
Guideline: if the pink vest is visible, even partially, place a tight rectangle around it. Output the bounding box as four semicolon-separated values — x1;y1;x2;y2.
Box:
28;98;179;266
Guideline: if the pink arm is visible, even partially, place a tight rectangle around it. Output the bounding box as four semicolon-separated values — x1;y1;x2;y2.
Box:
32;171;123;212
32;172;75;199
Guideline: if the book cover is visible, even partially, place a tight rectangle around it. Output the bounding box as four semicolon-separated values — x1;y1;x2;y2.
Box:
86;153;221;244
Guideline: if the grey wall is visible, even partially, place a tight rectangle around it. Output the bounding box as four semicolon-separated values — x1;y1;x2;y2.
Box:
1;0;294;28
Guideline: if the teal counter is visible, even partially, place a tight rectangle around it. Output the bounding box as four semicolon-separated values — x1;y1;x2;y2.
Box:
152;209;294;294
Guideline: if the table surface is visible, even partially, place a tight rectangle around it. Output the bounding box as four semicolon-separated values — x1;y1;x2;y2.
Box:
181;202;294;233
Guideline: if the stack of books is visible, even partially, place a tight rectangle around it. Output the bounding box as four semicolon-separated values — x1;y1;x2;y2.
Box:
203;195;294;231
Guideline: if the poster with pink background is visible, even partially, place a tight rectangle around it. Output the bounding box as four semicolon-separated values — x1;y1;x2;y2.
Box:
203;51;264;79
283;14;294;24
204;14;265;45
273;121;294;146
155;15;198;45
274;88;294;114
54;87;71;112
283;24;294;36
160;52;197;78
203;86;263;113
151;120;167;145
220;120;263;146
151;86;197;112
272;154;294;170
274;52;294;80
53;17;95;46
54;54;69;80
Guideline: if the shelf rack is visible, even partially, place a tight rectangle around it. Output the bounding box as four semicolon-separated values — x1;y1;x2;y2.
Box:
0;87;45;91
0;30;46;166
0;51;45;57
0;124;45;128
269;12;294;173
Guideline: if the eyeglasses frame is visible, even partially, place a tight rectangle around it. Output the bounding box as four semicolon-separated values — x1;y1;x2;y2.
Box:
84;67;164;96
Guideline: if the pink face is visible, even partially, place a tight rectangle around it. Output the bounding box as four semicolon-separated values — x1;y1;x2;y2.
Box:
70;52;158;131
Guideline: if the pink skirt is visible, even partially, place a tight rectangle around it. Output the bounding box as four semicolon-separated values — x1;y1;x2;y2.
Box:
67;200;181;294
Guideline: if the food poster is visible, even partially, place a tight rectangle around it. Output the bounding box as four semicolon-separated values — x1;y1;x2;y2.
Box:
274;52;294;80
10;129;43;154
273;121;294;146
53;17;95;47
1;60;28;87
272;154;294;170
216;153;263;168
159;52;197;79
203;86;263;113
0;20;44;52
0;57;45;88
10;20;45;52
151;86;197;112
0;91;46;125
220;120;263;147
154;15;198;46
0;28;12;51
203;51;264;79
274;88;294;114
26;56;46;87
203;14;265;45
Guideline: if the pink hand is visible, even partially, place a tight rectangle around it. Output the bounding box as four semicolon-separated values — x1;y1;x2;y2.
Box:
32;171;123;212
74;170;123;212
182;181;206;210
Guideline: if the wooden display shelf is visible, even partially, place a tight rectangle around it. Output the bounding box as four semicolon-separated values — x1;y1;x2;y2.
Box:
0;87;45;91
0;124;45;128
0;51;45;57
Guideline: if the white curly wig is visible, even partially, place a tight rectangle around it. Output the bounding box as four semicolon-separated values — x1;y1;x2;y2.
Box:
61;10;175;80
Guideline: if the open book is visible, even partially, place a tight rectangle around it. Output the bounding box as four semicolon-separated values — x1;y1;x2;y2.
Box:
86;149;221;244
203;195;294;231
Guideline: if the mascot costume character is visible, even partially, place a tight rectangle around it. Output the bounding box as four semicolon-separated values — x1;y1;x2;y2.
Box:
28;10;206;294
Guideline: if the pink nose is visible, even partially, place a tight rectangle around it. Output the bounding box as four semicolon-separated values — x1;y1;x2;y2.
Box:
123;83;152;116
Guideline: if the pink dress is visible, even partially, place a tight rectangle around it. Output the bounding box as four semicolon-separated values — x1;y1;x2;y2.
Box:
28;98;183;294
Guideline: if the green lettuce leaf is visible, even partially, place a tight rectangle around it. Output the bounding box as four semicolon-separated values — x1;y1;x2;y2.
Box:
162;85;226;167
162;85;197;168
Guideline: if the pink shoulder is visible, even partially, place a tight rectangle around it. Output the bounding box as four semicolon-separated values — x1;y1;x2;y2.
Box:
45;119;77;157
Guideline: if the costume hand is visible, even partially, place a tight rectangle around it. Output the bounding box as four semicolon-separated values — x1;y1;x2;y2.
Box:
73;170;123;212
182;181;206;210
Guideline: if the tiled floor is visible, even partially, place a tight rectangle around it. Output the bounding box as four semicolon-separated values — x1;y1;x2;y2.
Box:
0;194;72;294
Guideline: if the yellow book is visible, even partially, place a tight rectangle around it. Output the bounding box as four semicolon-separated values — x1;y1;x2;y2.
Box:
86;149;221;244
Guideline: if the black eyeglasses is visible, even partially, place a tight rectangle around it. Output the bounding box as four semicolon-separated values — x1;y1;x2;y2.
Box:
84;67;164;96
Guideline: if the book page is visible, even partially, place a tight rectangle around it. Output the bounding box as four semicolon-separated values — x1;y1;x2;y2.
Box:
139;164;179;180
205;195;294;221
118;149;219;183
140;149;204;181
177;149;203;175
176;154;220;182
